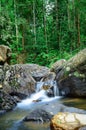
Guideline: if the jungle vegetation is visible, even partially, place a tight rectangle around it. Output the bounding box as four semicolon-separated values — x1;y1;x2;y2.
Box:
0;0;86;66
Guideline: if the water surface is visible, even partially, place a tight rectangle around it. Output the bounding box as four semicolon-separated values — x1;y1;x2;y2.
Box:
0;97;86;130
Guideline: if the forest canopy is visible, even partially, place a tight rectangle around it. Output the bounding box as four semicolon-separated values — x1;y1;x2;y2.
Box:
0;0;86;66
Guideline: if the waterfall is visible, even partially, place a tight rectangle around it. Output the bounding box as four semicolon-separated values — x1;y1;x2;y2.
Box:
36;81;44;92
53;81;59;96
16;80;61;110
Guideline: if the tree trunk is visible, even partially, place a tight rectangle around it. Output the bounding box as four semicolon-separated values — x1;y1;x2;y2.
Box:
67;0;71;30
33;0;36;45
43;0;48;54
75;0;80;47
77;8;80;47
14;0;19;50
22;25;25;51
73;0;76;49
55;0;59;45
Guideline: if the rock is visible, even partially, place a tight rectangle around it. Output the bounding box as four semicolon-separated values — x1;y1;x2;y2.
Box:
50;112;86;130
0;66;4;86
0;63;50;101
11;64;50;81
56;49;86;97
23;109;53;123
50;59;66;72
0;45;11;65
37;72;59;97
2;64;36;98
23;100;86;125
3;64;50;98
58;76;86;97
0;90;17;111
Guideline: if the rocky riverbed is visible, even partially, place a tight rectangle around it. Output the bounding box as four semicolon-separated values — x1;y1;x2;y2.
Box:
0;45;86;130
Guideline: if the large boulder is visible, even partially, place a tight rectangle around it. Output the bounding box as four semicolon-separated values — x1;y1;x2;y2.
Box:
23;109;53;123
11;64;50;81
0;63;50;107
50;112;86;130
2;64;36;98
0;45;11;65
55;49;86;97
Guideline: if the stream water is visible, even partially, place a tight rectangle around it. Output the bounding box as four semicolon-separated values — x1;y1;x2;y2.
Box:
0;82;86;130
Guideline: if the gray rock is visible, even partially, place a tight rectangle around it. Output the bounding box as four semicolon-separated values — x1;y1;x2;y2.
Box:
0;90;17;111
23;109;53;123
55;49;86;97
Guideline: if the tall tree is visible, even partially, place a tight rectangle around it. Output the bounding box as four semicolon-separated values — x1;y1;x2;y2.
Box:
33;0;36;45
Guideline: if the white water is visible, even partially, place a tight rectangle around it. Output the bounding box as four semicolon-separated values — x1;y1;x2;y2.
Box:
17;89;61;110
36;81;44;92
53;81;59;96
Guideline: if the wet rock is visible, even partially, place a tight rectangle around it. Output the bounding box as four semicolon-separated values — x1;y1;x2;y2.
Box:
23;109;53;123
50;112;86;130
55;49;86;97
23;101;86;126
37;72;59;97
0;90;17;111
58;76;86;97
41;101;86;115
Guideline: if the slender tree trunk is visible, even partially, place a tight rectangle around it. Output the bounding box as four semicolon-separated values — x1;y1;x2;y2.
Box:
75;0;80;47
43;0;48;54
55;0;59;49
22;25;25;51
33;0;36;45
77;7;80;47
14;0;19;50
67;0;71;30
55;0;61;55
73;0;76;49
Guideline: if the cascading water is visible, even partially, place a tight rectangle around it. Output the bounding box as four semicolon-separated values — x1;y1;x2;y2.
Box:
36;81;44;92
17;80;61;110
53;81;59;96
0;80;61;130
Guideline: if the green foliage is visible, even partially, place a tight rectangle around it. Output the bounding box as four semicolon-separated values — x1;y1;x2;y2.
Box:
0;0;86;66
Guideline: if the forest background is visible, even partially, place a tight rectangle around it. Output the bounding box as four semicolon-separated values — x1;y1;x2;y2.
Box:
0;0;86;66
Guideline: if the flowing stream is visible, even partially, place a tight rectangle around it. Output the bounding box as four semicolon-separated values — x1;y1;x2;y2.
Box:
0;81;86;130
0;81;61;130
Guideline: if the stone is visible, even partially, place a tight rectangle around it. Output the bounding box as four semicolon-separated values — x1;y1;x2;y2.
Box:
41;101;86;116
3;64;36;98
56;49;86;97
50;59;66;72
23;109;53;123
50;112;86;130
0;63;50;102
0;90;17;111
11;64;50;81
0;45;11;65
